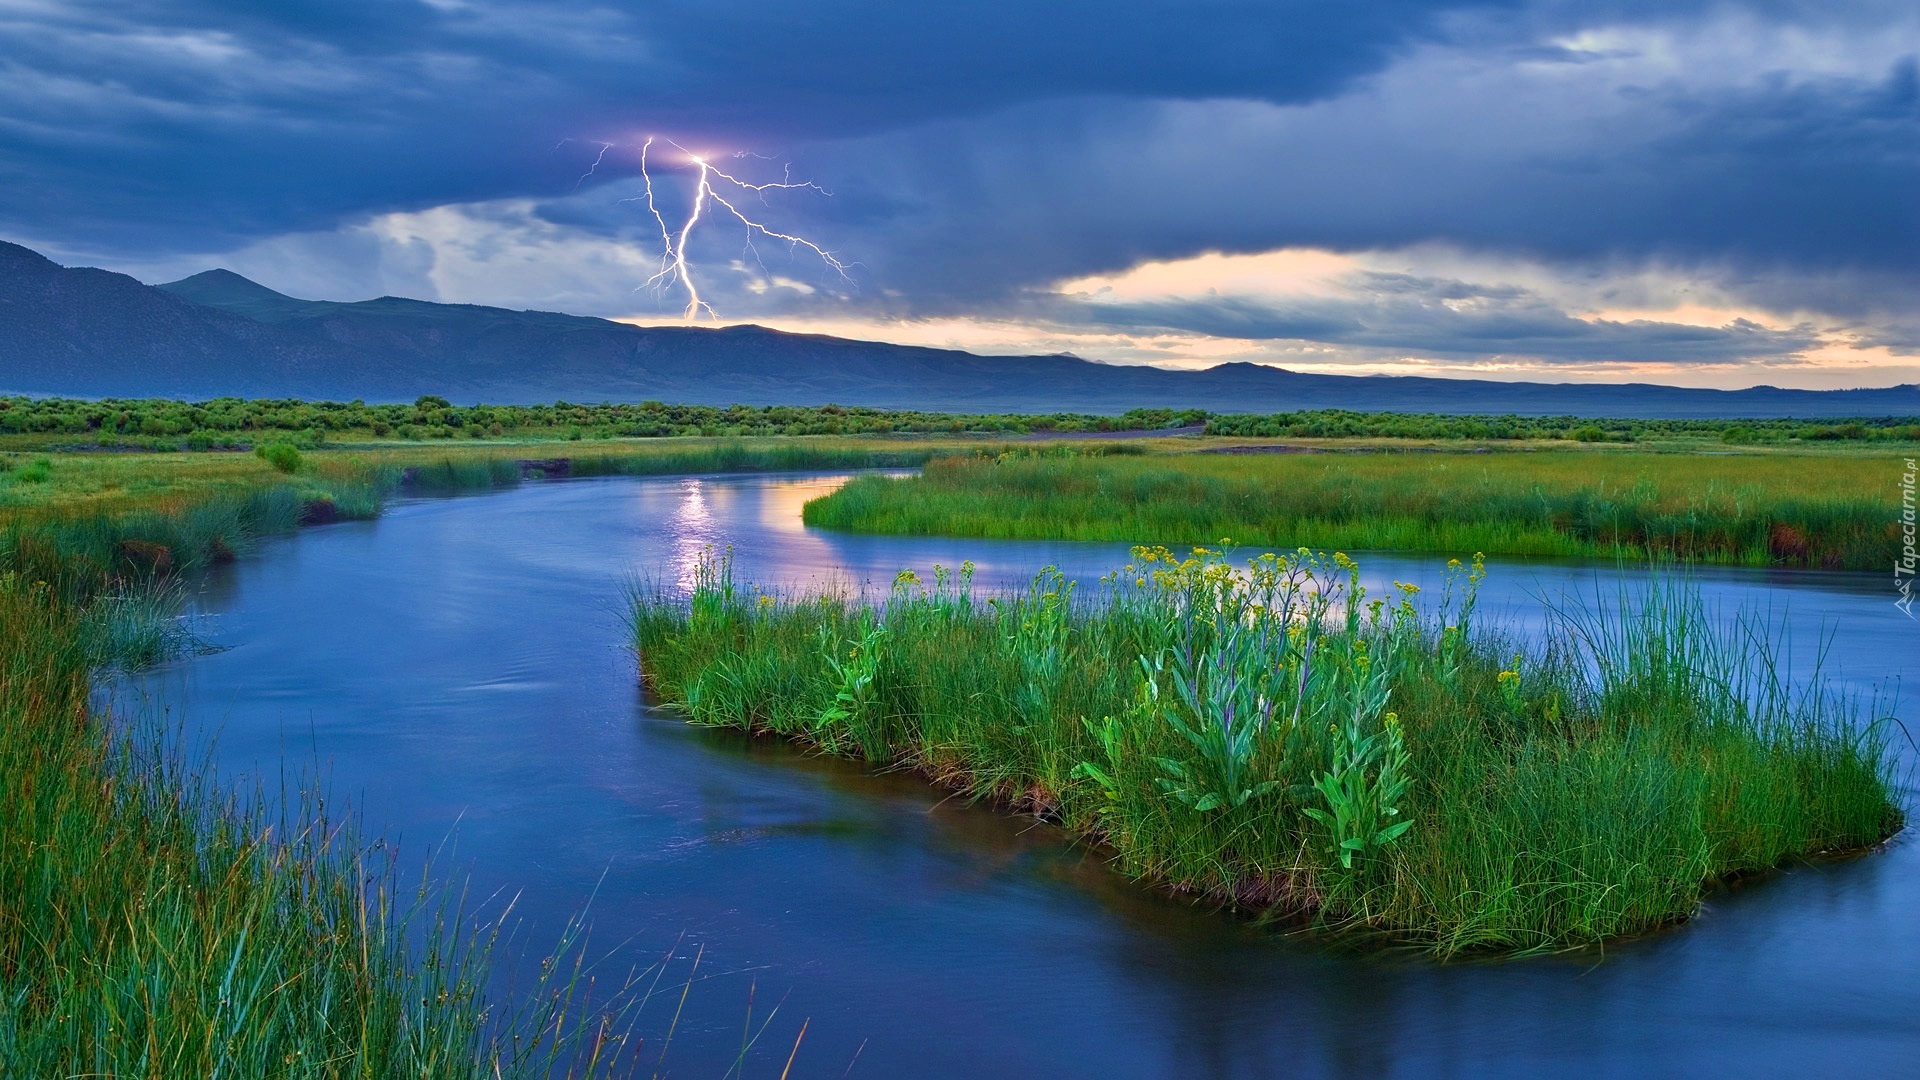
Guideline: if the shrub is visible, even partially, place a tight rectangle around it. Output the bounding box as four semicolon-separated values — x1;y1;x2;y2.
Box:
254;442;303;473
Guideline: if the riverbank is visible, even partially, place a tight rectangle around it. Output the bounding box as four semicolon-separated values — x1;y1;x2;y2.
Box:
631;547;1904;955
802;447;1908;570
0;437;998;597
0;434;977;522
0;577;656;1072
1;441;938;1073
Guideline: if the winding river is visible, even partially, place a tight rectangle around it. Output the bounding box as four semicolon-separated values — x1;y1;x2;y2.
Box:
120;472;1918;1078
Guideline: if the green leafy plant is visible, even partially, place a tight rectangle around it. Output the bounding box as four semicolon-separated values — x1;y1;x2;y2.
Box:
1072;712;1128;805
1302;649;1414;868
1150;632;1287;813
816;609;888;748
1007;567;1073;732
687;545;738;633
1498;653;1527;714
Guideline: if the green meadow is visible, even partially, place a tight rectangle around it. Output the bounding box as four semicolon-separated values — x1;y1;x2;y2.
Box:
0;435;962;526
630;547;1903;954
803;446;1911;570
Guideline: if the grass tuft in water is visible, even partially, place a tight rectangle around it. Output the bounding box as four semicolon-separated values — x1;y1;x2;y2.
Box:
76;578;220;671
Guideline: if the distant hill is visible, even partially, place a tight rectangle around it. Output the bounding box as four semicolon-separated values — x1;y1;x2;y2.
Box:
2;239;1916;418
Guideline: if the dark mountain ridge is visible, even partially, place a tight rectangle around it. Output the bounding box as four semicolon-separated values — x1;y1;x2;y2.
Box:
2;240;1915;418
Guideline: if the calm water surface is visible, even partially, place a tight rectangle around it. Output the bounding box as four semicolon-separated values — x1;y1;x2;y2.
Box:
123;473;1918;1078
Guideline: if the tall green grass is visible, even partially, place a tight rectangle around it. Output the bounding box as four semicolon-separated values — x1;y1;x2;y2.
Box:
0;438;893;1075
802;450;1901;569
630;547;1901;954
3;486;310;602
78;578;219;671
0;576;650;1075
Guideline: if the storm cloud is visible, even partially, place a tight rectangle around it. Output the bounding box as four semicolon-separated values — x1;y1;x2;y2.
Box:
2;1;1914;385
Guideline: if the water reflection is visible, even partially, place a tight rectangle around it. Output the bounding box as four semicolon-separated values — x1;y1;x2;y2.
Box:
118;472;1916;1078
670;477;718;590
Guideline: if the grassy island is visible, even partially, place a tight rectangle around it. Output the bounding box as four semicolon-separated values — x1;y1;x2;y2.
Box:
631;547;1903;954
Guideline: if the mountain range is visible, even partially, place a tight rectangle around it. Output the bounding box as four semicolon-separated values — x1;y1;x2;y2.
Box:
3;239;1915;418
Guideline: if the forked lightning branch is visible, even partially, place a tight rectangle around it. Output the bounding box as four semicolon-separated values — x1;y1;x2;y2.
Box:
617;137;854;320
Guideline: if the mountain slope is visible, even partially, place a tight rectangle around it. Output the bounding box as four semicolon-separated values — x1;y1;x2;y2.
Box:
0;242;325;396
158;269;331;323
2;240;1916;417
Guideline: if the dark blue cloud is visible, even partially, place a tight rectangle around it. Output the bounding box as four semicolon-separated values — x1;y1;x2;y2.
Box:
752;41;1920;316
1408;54;1920;280
4;0;1915;380
0;0;1506;249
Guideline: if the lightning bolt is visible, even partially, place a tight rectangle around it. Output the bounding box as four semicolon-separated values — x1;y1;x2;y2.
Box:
615;137;850;321
573;141;613;191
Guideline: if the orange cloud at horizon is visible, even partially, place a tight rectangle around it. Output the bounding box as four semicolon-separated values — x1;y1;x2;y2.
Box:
616;244;1920;391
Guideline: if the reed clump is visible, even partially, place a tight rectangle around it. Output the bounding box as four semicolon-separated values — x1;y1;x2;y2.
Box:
802;450;1900;569
0;486;329;602
631;547;1902;955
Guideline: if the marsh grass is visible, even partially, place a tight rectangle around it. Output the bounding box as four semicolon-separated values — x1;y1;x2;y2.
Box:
2;487;310;602
802;450;1902;570
0;576;660;1075
0;438;893;1075
78;578;221;671
565;440;938;478
0;436;979;537
0;438;970;601
630;547;1902;955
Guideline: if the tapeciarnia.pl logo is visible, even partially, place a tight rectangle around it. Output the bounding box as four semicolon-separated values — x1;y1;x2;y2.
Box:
1898;457;1917;619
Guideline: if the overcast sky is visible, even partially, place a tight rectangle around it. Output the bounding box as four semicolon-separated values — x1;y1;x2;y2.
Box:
4;1;1915;388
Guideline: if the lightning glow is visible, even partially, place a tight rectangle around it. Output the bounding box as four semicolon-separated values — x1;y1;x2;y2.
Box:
608;136;851;321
